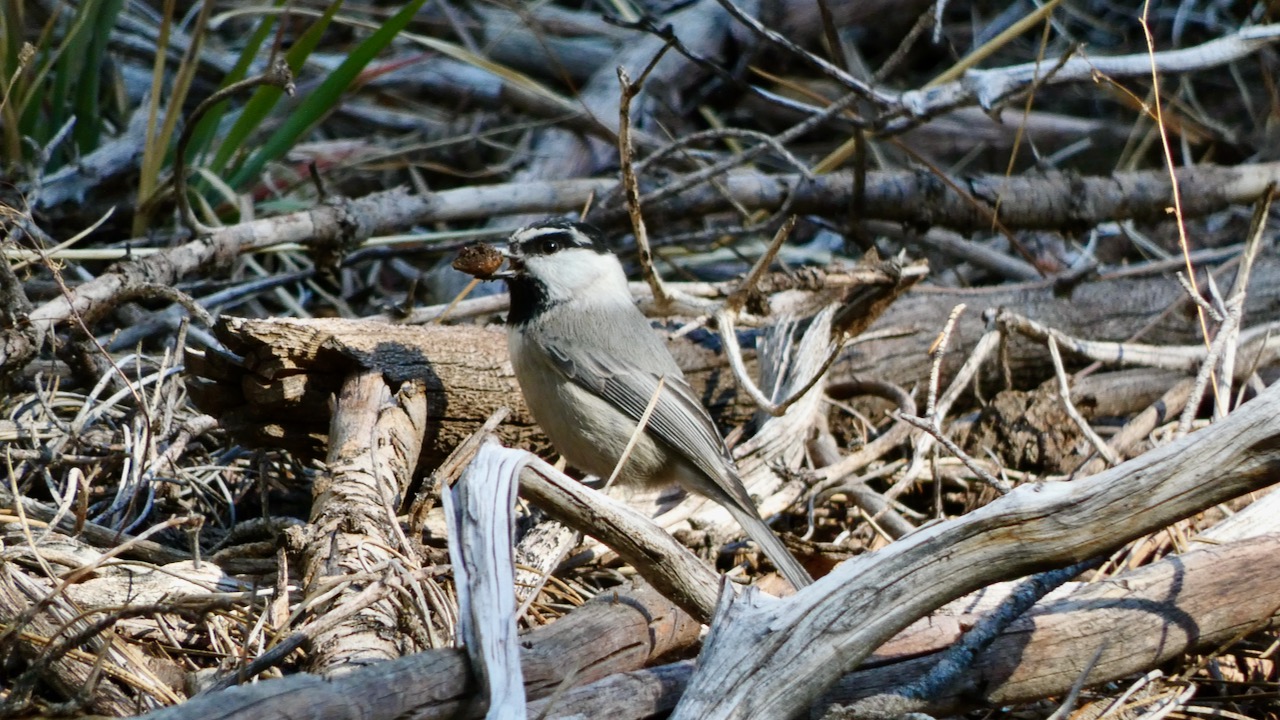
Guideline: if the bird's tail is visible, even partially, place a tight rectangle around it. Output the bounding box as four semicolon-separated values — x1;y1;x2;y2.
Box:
724;503;813;590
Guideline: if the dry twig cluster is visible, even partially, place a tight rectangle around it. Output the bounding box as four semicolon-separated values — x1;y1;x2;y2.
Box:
2;1;1280;719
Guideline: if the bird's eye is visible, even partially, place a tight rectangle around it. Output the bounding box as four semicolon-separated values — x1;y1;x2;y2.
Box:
538;237;561;254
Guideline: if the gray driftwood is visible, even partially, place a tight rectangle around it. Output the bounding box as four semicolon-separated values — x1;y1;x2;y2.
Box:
670;381;1280;719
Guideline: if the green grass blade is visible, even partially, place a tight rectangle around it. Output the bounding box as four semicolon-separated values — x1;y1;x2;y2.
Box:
0;2;23;162
131;0;175;236
72;0;125;154
208;0;344;177
183;0;286;165
226;0;428;190
13;7;65;152
45;1;96;162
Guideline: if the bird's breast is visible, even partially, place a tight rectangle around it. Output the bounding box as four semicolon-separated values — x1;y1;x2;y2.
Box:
508;329;668;485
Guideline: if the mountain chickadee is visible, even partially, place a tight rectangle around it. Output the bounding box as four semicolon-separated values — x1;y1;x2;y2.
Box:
496;220;813;589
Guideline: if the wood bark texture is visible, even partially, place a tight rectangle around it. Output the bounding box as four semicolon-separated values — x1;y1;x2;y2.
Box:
188;256;1280;467
670;381;1280;719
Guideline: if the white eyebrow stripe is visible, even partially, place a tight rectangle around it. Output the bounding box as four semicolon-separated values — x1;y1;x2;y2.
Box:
511;224;593;248
513;226;566;240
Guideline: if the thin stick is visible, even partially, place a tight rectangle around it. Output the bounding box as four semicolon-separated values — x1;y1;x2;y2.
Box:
711;0;894;106
926;0;1065;87
724;216;796;313
886;326;1002;501
617;59;672;309
1140;0;1217;409
1176;295;1243;438
433;277;481;325
894;304;1011;495
716;308;845;417
925;304;968;417
604;376;666;491
1047;336;1120;467
896;413;1010;494
1215;184;1273;417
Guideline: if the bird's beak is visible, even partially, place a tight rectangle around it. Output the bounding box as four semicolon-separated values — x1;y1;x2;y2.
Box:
490;244;518;279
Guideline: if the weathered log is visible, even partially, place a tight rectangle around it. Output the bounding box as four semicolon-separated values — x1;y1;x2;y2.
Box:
134;580;701;720
517;533;1280;719
188;256;1280;466
184;315;752;466
298;371;434;672
671;380;1280;719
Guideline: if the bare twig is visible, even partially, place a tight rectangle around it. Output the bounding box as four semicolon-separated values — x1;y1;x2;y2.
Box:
1047;336;1120;467
173;58;295;236
926;304;968;417
1175;271;1220;322
604;376;667;491
993;309;1280;375
890;24;1280;132
874;5;934;81
715;307;845;417
711;0;896;109
895;305;1012;495
617;63;671;309
1214;185;1273;417
723;217;795;314
1175;295;1244;438
885;324;1003;501
0;512;197;655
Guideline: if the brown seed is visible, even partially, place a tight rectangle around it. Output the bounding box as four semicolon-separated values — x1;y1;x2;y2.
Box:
453;243;505;279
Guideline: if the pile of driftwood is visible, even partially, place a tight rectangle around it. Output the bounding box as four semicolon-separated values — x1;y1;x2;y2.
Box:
166;245;1280;719
4;247;1279;717
3;1;1280;719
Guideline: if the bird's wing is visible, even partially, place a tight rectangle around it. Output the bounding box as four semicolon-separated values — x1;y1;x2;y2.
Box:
541;338;748;504
541;334;815;589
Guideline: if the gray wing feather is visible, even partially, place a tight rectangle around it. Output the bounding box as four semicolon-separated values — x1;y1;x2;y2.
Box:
542;340;753;506
541;334;814;589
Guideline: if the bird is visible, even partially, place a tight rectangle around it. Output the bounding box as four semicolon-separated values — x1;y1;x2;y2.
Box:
494;219;812;589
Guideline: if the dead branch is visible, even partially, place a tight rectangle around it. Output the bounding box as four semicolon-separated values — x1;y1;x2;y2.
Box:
840;255;1280;395
445;440;524;714
132;580;701;720
0;563;179;715
297;371;433;673
671;381;1280;719
515;453;727;625
890;25;1280;130
820;534;1280;718
516;533;1280;719
12;161;1280;380
183;316;750;466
